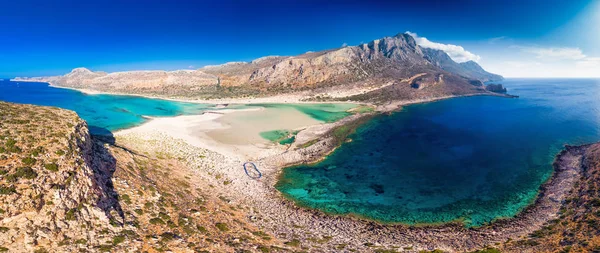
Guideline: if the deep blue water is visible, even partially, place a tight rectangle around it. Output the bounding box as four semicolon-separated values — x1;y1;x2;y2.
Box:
0;81;214;134
276;78;600;227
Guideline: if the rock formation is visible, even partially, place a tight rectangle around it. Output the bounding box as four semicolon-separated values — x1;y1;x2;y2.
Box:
485;83;508;93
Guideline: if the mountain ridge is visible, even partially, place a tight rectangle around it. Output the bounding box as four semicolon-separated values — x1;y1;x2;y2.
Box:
14;32;504;101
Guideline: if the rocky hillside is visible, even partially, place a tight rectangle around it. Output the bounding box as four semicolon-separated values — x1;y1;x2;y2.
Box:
0;102;280;252
500;143;600;252
422;48;503;83
15;33;503;101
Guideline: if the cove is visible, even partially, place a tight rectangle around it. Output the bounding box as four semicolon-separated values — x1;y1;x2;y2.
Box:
276;78;600;227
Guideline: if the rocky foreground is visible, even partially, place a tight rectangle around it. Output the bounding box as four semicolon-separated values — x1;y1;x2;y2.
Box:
0;102;279;252
14;33;505;103
500;143;600;252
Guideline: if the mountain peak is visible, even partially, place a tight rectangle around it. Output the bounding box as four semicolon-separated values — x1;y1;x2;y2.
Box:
71;67;92;73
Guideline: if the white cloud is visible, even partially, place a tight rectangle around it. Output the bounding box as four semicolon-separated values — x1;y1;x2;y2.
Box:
516;46;587;60
341;42;348;47
188;65;195;69
577;57;600;67
405;31;481;63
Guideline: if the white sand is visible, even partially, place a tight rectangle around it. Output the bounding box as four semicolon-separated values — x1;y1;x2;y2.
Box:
114;106;326;161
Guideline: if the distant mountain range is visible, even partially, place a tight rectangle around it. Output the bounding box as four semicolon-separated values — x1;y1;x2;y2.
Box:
14;33;504;101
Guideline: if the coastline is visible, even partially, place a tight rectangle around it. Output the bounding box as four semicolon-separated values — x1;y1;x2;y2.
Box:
10;78;560;251
11;79;363;105
112;115;583;252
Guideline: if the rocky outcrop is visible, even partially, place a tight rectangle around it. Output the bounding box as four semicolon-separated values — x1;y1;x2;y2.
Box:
15;32;503;101
0;102;122;252
0;102;281;252
485;83;507;93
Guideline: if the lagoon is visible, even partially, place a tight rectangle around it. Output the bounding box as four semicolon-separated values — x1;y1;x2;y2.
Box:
276;78;600;227
0;81;356;139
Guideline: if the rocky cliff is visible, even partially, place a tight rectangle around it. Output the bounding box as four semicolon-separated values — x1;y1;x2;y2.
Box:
15;32;503;101
0;102;279;252
0;102;120;252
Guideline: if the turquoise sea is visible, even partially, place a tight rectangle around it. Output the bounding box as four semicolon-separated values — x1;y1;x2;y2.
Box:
0;81;214;134
276;78;600;227
0;81;354;135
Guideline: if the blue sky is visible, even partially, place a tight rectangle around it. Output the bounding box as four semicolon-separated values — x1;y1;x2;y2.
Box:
1;0;598;77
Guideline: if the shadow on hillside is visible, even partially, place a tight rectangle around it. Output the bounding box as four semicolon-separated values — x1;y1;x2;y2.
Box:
84;133;125;225
90;125;147;158
85;125;153;226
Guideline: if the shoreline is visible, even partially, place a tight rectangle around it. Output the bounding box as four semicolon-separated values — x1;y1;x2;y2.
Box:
113;119;584;252
104;89;583;251
11;79;364;105
10;78;556;251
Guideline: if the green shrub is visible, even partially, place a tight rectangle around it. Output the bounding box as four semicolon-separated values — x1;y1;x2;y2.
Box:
21;157;36;165
0;227;9;232
149;218;165;225
112;235;125;245
0;186;16;195
98;245;113;252
215;222;229;232
65;209;76;221
196;225;207;233
44;163;59;172
15;167;37;179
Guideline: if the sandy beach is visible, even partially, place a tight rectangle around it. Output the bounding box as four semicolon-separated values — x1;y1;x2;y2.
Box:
114;104;335;161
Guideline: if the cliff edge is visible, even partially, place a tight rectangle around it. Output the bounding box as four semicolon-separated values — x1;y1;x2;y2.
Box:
0;102;279;252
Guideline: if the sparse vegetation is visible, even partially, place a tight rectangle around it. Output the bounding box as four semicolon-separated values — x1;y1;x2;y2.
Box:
215;222;229;232
14;167;38;179
44;163;59;172
149;217;165;225
0;186;16;195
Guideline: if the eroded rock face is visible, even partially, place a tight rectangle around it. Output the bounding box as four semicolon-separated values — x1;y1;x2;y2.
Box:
0;102;280;252
0;102;120;252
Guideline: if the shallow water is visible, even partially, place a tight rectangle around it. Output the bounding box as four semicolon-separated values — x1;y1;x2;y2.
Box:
0;81;214;134
276;78;600;227
0;81;355;138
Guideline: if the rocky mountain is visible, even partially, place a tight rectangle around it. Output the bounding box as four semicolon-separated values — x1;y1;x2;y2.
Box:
15;33;504;101
422;48;503;82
